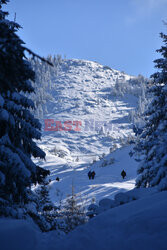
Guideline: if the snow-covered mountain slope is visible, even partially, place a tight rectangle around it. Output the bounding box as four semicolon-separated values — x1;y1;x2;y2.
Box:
32;58;147;206
37;58;146;158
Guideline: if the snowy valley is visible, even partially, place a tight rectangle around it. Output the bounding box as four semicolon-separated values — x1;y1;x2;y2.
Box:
1;55;167;250
1;0;167;249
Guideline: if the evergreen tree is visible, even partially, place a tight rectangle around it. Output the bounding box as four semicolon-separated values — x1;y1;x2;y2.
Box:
61;185;87;233
0;0;49;213
36;181;53;212
35;180;58;230
135;31;167;190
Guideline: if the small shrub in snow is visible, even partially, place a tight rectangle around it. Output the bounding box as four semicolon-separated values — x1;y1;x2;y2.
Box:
109;158;115;164
52;145;70;158
109;147;114;153
99;198;116;209
92;159;97;164
87;198;116;218
103;65;112;71
102;153;105;158
75;156;79;162
86;204;99;218
98;155;103;160
114;192;131;205
99;153;106;160
101;159;108;167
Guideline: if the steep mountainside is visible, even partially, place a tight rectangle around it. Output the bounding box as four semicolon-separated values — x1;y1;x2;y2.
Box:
30;58;148;205
32;58;147;159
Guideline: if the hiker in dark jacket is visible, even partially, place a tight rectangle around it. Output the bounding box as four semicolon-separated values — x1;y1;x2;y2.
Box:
88;171;92;180
91;171;96;179
121;170;126;179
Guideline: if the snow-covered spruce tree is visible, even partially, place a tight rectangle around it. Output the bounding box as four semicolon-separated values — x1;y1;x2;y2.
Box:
35;180;59;230
0;0;49;216
60;185;87;233
135;31;167;190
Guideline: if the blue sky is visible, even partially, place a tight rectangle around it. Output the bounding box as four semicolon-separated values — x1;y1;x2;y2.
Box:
4;0;167;77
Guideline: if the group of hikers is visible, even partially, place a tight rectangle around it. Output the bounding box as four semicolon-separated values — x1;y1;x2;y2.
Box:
88;170;96;179
56;170;126;182
87;169;127;180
